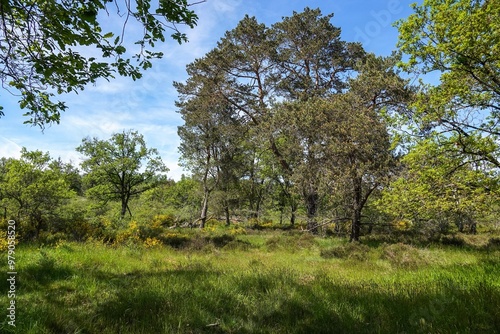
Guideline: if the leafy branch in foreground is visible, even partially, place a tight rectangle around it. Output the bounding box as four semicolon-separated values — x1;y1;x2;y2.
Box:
0;0;203;127
396;0;500;170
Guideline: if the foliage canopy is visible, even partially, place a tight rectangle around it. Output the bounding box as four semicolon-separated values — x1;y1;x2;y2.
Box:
0;0;201;126
76;130;168;218
396;0;500;169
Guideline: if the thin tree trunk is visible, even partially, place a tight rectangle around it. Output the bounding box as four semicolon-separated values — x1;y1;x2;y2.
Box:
34;214;43;239
248;163;258;219
350;206;362;242
367;223;374;235
200;189;209;229
290;201;297;226
350;177;362;242
224;202;230;226
199;146;215;229
254;193;262;219
470;222;477;234
120;201;128;219
458;219;464;233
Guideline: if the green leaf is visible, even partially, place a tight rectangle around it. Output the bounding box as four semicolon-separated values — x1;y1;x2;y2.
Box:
115;45;126;55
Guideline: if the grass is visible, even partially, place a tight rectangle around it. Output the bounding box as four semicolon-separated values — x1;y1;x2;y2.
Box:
1;230;500;333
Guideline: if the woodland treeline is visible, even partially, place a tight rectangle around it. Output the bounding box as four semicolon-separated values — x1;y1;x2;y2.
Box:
1;3;499;243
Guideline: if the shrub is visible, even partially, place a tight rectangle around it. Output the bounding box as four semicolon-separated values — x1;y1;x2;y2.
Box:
209;234;234;248
440;235;466;247
222;239;253;251
205;218;222;227
185;235;210;251
487;237;500;250
39;232;68;245
265;232;317;252
249;218;275;230
152;214;176;228
143;237;162;248
229;226;247;235
114;221;141;245
0;231;12;252
395;219;413;231
380;243;429;269
294;232;317;249
159;232;190;248
320;242;370;261
138;223;164;240
0;219;19;251
265;235;288;251
413;218;451;240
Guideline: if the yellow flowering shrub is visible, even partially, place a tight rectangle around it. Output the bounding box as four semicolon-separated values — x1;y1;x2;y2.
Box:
229;226;247;235
0;232;9;252
144;237;162;248
115;221;141;244
395;219;413;231
152;214;176;228
0;230;19;252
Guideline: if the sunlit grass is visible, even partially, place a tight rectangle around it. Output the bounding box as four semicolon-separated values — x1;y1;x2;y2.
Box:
1;232;500;333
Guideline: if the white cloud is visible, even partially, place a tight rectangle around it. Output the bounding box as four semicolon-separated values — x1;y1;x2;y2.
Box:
63;112;132;139
0;137;22;159
163;0;244;63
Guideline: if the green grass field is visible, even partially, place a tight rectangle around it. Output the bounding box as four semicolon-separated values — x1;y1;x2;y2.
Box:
2;231;500;333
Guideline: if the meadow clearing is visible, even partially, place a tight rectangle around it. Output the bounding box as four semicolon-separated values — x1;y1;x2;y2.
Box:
2;229;500;334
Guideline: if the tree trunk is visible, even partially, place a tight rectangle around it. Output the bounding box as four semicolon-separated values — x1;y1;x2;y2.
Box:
200;189;210;229
247;163;264;219
254;194;262;219
33;213;43;240
367;223;374;235
350;177;362;242
120;190;132;219
350;206;362;242
305;192;319;233
224;203;230;226
120;201;127;219
199;147;214;229
469;221;477;234
290;201;297;226
248;190;263;219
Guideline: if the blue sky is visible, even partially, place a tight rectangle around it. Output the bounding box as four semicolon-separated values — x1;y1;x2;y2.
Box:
0;0;418;180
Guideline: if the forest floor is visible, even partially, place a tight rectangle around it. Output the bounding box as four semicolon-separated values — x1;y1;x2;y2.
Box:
2;230;500;333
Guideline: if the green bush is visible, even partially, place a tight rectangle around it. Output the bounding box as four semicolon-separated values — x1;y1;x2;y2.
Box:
222;239;253;251
38;231;68;245
265;232;317;252
159;232;191;248
487;237;500;249
209;234;235;247
152;214;177;227
380;243;429;269
320;242;370;261
440;234;466;247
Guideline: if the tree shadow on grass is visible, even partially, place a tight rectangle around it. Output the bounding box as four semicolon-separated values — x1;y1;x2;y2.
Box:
17;260;500;334
90;266;500;333
21;252;74;288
